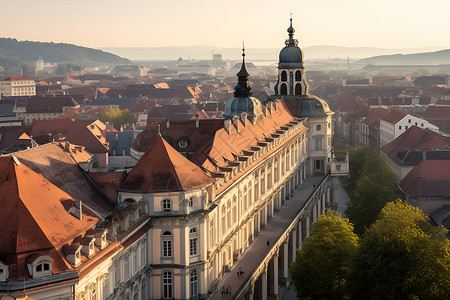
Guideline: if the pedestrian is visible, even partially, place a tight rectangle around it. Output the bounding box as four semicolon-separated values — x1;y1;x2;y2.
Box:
225;287;229;295
222;286;225;296
267;240;270;246
313;183;315;188
227;285;232;296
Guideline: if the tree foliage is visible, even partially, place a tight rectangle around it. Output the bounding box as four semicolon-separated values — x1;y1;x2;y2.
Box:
350;200;450;300
100;108;135;128
290;210;358;300
346;146;373;192
346;149;401;234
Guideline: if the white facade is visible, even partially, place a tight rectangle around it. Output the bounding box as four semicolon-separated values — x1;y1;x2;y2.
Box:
380;114;439;147
0;78;36;97
117;120;309;299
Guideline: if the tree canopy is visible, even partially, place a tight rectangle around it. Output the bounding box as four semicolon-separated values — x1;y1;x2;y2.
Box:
100;108;135;129
350;200;450;300
290;210;358;300
346;148;401;234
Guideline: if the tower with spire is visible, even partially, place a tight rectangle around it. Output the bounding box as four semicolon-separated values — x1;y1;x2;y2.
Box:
274;15;308;96
223;46;262;123
269;16;335;175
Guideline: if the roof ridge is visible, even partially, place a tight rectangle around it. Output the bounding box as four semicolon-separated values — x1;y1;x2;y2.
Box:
158;136;184;190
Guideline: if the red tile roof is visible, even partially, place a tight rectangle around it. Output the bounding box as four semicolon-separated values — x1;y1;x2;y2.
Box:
422;105;450;119
119;135;214;193
400;160;450;197
2;76;30;81
379;108;408;124
31;119;109;153
382;126;450;157
0;156;98;279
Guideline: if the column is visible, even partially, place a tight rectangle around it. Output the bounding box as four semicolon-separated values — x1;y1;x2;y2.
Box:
312;202;317;222
264;205;268;225
250;220;255;242
322;193;326;212
306;215;311;237
270;199;275;217
262;271;268;300
283;242;288;279
257;214;261;233
298;220;303;247
273;253;279;299
291;229;297;263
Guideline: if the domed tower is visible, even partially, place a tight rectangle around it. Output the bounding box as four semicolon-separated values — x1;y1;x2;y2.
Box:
269;17;335;175
274;17;308;96
224;47;263;123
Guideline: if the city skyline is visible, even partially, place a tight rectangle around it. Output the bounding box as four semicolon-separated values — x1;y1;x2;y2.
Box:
1;0;449;50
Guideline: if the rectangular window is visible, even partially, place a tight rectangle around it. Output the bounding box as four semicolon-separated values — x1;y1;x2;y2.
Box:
408;119;411;123
314;137;322;151
399;126;402;130
124;257;129;279
140;244;146;266
209;218;215;248
163;240;172;257
190;238;197;256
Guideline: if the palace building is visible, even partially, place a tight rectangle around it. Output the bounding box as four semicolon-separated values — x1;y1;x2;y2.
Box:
0;18;343;300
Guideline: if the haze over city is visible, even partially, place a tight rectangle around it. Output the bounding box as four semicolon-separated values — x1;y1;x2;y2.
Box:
1;0;450;50
1;1;450;299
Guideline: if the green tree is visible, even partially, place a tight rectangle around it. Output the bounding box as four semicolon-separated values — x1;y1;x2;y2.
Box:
290;210;358;300
350;201;450;300
345;147;373;193
100;108;135;128
346;151;401;234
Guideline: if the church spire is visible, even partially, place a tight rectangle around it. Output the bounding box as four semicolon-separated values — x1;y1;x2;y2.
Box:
234;44;252;97
286;14;298;47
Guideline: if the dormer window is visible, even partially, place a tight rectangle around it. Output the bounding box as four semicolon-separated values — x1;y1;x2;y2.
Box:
0;260;9;282
162;199;172;212
188;197;193;207
27;255;53;278
179;139;188;149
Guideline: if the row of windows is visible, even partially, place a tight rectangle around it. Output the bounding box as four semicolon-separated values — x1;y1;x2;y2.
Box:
399;122;424;130
210;136;306;248
280;70;302;82
162;270;198;299
162;228;199;259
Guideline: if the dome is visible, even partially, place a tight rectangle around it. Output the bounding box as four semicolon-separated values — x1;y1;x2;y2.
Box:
279;46;303;65
297;95;333;117
224;96;263;119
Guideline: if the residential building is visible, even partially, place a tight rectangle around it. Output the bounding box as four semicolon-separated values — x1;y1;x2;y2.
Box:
0;77;36;97
379;109;438;147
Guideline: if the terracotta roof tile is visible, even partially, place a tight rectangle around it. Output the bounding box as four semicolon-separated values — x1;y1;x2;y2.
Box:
379;108;408;124
119;135;214;193
0;156;98;279
400;160;450;197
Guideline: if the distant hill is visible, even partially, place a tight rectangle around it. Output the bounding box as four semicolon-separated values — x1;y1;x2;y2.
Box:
101;45;443;61
358;49;450;65
0;38;130;65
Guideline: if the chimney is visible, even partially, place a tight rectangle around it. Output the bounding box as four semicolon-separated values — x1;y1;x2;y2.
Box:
232;115;239;132
240;112;247;127
195;113;200;128
274;100;278;111
262;105;267;117
166;118;170;128
224;119;231;134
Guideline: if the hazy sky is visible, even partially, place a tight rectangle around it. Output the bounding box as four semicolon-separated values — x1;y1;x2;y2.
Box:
1;0;449;49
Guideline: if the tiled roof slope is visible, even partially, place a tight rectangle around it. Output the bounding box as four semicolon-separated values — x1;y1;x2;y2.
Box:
0;156;98;279
400;160;450;197
132;119;224;153
379;108;407;124
382;126;450;157
9;143;115;217
119;135;214;193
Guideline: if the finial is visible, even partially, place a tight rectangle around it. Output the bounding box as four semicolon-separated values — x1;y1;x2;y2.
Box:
242;41;245;57
157;124;161;136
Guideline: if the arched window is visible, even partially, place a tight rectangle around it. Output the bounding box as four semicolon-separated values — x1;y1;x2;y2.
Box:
162;231;173;258
281;71;287;81
162;271;173;299
280;83;287;95
289;72;294;95
162;199;172;212
295;83;302;95
29;255;53;278
295;70;301;81
190;269;198;297
189;228;198;256
226;201;231;230
316;124;322;131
